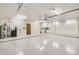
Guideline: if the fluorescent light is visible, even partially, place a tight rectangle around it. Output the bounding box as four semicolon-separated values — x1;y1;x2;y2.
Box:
50;8;61;15
54;8;61;15
54;10;60;15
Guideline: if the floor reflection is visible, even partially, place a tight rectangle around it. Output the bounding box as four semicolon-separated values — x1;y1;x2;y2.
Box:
16;52;24;55
39;46;45;50
52;41;60;48
0;34;78;55
65;46;76;54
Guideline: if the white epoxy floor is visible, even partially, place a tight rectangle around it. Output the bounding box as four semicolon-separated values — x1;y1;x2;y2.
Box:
0;34;79;55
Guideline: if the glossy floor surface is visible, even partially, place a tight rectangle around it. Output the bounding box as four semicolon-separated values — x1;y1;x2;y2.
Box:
0;34;79;55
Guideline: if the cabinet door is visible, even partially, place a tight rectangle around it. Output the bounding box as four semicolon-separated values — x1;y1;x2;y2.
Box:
26;23;31;35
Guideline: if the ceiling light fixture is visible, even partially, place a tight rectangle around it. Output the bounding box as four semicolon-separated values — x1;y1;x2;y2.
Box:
50;8;61;15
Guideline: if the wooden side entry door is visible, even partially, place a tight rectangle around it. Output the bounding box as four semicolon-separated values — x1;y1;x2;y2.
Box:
26;23;31;35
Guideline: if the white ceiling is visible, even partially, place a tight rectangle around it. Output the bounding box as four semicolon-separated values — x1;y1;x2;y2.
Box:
0;3;79;22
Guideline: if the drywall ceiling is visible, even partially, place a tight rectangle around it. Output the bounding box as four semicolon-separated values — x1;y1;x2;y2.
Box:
0;3;79;22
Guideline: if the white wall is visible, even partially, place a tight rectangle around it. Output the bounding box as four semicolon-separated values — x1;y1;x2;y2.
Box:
48;22;56;33
77;19;79;36
9;14;27;37
31;21;40;35
48;19;78;35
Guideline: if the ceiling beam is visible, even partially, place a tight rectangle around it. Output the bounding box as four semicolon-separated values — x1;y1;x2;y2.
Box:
17;3;23;13
48;7;79;18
